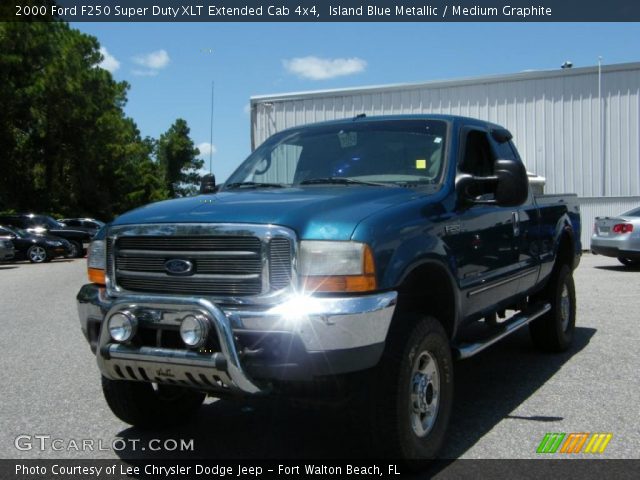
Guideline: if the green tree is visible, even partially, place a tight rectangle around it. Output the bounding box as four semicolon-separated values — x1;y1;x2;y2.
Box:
0;20;168;219
156;119;203;197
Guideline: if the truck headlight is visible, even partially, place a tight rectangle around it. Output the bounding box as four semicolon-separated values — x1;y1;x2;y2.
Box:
87;240;106;285
298;241;377;293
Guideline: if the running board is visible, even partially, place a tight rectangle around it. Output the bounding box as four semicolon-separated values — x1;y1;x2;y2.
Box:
453;303;551;359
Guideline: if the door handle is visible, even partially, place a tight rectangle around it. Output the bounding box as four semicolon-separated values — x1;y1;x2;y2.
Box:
512;211;520;236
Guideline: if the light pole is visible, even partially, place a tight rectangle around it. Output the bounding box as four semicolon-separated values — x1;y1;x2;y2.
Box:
598;56;605;196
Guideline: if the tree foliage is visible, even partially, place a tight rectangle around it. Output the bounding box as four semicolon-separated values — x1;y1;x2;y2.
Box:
0;20;201;220
157;119;203;197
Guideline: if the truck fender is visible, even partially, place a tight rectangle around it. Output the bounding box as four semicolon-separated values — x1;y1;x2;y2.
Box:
393;257;462;340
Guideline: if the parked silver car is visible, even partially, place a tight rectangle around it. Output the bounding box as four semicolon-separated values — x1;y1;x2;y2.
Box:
0;238;15;261
591;206;640;267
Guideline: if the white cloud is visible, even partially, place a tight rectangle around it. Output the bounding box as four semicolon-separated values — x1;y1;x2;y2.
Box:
131;69;159;77
98;47;120;73
282;56;367;80
243;104;251;115
197;143;218;177
133;49;170;69
197;142;217;157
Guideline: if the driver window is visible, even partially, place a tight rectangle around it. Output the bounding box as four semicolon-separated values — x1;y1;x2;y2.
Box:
461;130;494;176
460;130;496;199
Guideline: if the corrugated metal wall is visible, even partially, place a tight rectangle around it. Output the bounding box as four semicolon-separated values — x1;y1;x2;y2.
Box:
251;62;640;248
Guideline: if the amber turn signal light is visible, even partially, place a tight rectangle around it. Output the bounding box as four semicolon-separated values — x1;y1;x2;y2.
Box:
88;267;106;285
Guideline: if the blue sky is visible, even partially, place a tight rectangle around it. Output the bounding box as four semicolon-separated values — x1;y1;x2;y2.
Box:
73;22;640;181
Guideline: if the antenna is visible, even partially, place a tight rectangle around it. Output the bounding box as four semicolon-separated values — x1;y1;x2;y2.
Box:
209;80;214;173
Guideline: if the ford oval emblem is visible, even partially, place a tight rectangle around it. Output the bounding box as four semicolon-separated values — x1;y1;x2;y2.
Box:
164;259;194;276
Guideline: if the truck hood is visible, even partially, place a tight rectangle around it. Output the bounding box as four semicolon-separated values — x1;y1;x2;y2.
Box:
111;186;418;240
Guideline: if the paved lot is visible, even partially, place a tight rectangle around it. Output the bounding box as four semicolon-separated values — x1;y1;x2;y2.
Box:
0;254;638;460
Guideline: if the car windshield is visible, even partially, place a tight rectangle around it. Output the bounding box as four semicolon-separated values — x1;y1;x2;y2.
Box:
39;216;63;228
225;119;448;189
0;226;26;237
24;215;61;229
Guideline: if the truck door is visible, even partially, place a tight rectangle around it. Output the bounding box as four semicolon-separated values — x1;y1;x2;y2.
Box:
491;137;541;295
449;127;521;317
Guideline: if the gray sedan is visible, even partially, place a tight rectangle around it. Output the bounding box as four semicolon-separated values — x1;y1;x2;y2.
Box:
591;206;640;267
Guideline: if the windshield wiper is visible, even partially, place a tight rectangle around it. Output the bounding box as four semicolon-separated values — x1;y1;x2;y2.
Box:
393;179;437;187
299;177;388;187
224;181;286;190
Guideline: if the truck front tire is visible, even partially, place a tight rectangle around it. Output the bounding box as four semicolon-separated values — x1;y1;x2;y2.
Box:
529;264;576;352
367;315;453;460
101;377;205;429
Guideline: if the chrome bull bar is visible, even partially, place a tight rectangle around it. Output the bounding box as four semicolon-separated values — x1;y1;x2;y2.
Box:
97;296;262;394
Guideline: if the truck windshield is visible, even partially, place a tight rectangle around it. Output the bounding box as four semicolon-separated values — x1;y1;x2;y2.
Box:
225;119;448;188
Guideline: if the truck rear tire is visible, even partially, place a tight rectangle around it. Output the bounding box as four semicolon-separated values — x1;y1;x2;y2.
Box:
529;264;576;352
101;377;205;429
366;315;453;460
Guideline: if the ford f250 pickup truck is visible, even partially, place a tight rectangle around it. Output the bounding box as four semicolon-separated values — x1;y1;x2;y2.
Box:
77;115;581;459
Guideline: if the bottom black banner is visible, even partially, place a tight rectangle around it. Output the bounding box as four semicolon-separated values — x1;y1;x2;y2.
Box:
3;459;640;480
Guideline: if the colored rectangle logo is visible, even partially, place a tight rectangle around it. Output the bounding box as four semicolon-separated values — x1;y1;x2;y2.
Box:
537;433;612;454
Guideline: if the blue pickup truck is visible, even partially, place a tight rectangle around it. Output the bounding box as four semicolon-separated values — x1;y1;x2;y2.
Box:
77;115;581;459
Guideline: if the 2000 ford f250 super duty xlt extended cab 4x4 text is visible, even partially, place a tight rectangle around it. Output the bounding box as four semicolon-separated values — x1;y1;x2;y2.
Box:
77;115;580;460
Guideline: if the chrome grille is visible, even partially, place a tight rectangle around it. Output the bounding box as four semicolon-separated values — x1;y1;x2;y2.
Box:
106;238;114;280
109;232;294;297
114;235;263;296
117;237;261;251
116;256;262;274
269;237;292;290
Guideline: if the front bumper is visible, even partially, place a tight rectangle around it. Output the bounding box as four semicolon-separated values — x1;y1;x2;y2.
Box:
77;284;397;394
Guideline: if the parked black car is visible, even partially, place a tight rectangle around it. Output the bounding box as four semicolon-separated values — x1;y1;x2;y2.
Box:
0;238;15;261
0;214;91;258
57;218;105;237
0;225;72;263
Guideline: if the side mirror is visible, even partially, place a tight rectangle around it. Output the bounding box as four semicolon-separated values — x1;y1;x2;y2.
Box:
494;158;528;206
200;174;217;194
456;158;528;207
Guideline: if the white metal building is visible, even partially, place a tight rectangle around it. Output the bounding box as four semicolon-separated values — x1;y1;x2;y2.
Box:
250;62;640;248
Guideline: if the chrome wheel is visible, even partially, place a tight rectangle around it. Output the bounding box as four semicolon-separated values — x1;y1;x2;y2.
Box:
409;350;440;437
28;246;47;263
560;283;570;331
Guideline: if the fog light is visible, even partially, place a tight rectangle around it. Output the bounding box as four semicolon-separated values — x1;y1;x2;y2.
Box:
180;315;208;348
108;311;136;342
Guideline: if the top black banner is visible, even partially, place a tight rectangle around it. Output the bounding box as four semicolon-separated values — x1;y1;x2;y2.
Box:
4;0;640;22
